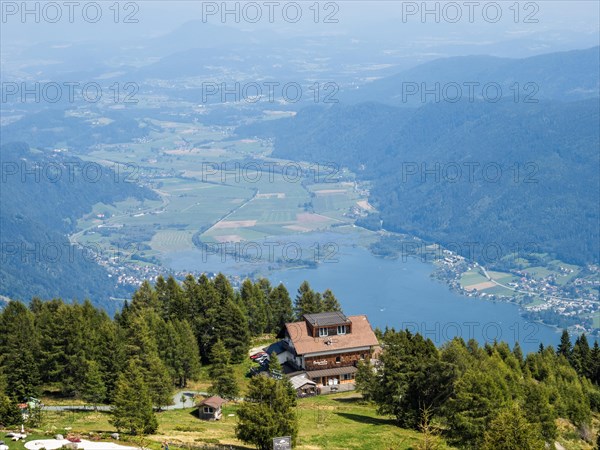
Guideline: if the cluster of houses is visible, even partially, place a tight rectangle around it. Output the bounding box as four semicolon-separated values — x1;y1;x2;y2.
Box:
196;311;379;420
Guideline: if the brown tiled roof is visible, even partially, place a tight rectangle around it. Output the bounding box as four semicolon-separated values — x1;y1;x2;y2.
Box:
285;315;378;356
199;396;226;409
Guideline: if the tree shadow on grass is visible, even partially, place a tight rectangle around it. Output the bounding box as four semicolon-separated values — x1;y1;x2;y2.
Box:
331;395;364;404
336;412;396;426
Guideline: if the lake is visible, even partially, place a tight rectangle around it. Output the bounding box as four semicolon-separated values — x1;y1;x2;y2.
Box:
268;245;561;353
166;236;561;353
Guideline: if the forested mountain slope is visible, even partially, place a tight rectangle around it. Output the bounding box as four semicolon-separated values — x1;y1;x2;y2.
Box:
0;142;156;309
238;98;599;265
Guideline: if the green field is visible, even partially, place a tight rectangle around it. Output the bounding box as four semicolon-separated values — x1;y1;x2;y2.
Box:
6;396;597;450
73;120;371;268
2;394;445;450
459;270;488;288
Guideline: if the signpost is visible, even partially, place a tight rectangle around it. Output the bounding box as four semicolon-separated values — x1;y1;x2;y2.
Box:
273;436;292;450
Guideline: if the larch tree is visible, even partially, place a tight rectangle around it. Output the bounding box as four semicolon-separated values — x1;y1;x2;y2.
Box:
208;340;239;400
110;359;158;435
481;403;545;450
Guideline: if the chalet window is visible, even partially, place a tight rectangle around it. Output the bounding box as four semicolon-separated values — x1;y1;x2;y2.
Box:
319;327;328;337
335;356;341;364
203;407;213;413
337;325;346;335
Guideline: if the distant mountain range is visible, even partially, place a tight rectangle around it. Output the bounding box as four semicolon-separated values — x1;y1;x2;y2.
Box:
237;47;600;266
344;46;600;105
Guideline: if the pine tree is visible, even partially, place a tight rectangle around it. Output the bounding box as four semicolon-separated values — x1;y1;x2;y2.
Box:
159;319;201;388
321;289;342;313
81;360;107;409
181;274;199;319
512;342;524;367
96;319;123;402
268;283;293;333
193;274;221;362
0;395;22;427
256;278;274;330
241;279;267;336
164;275;188;320
355;360;375;401
571;333;592;378
591;341;600;385
236;376;298;450
294;281;322;318
122;313;174;408
145;353;174;409
269;352;282;379
130;280;159;312
154;275;169;317
216;300;250;364
174;319;202;387
0;301;40;399
0;372;22;426
213;273;236;303
208;340;239;400
61;304;89;397
522;379;557;441
481;403;545;450
446;363;511;446
557;329;572;359
371;330;454;430
110;359;158;435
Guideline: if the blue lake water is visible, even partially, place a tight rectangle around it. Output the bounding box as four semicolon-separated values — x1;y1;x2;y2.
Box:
268;246;561;353
166;239;561;353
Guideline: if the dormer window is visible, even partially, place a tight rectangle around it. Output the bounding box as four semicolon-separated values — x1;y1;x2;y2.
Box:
337;325;347;335
319;327;329;337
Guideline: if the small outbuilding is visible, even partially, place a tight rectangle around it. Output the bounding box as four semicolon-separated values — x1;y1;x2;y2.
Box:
197;396;226;421
289;374;318;397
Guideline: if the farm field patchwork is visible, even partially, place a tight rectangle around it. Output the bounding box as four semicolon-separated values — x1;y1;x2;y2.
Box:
73;121;370;268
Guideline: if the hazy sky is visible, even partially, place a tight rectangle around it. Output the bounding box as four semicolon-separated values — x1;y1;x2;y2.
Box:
2;1;599;44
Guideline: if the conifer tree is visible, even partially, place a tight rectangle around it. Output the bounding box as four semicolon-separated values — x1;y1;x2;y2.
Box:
322;289;342;313
0;301;40;399
241;279;267;336
123;313;173;408
522;379;557;441
236;376;298;450
591;341;600;385
481;403;545;450
216;300;250;364
81;360;107;409
355;360;375;401
164;275;188;320
571;333;591;379
110;359;158;435
267;283;293;333
208;340;239;400
512;341;524;367
0;394;22;427
557;329;572;358
213;273;236;303
269;352;282;379
130;280;159;312
294;281;322;318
